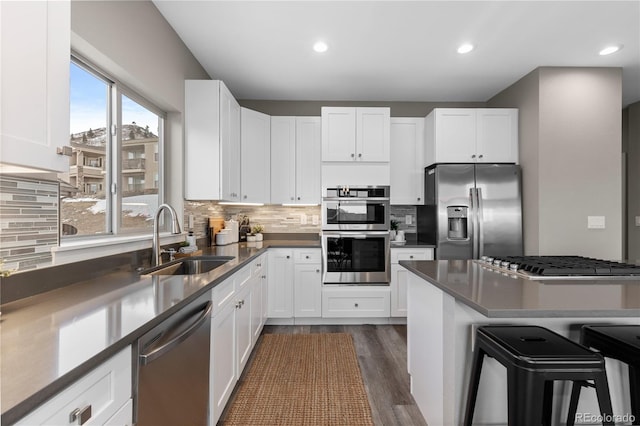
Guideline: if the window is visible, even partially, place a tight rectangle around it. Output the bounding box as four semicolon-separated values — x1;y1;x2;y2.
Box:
59;57;164;238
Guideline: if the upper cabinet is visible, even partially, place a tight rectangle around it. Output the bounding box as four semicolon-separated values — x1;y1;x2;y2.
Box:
321;107;390;162
271;116;321;205
0;1;70;173
184;80;240;200
424;108;518;166
240;108;270;203
390;118;425;205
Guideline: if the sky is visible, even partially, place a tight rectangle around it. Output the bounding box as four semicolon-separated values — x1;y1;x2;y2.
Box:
69;62;159;136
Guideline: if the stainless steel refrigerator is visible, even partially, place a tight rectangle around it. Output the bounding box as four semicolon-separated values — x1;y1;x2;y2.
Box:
417;164;523;260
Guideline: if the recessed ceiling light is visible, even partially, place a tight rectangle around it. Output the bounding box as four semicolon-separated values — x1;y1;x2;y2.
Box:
599;45;622;56
313;41;328;53
457;43;474;54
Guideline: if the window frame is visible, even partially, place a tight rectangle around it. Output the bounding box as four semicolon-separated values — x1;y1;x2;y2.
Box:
65;54;166;240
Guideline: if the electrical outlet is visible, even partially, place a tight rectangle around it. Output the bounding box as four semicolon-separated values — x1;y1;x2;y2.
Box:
312;215;319;225
300;214;307;225
405;215;412;225
587;216;605;229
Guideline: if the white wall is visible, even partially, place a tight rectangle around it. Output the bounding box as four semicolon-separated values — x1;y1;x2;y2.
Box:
489;67;623;260
71;0;210;215
625;102;640;261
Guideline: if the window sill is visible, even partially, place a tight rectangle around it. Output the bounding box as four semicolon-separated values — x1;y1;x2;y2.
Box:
52;233;187;265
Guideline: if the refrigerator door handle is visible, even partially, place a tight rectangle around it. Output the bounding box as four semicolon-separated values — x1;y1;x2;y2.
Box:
470;187;478;259
476;187;484;258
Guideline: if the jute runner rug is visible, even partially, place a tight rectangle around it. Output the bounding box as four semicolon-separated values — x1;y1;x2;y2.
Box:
221;333;374;425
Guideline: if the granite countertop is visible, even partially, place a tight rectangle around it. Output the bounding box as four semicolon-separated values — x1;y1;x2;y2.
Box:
0;240;319;426
400;259;640;318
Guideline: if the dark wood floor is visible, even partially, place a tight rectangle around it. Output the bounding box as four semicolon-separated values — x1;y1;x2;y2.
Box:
219;324;428;426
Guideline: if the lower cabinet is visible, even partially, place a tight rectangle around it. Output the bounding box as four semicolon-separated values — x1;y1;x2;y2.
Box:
322;286;391;318
268;248;322;319
16;347;132;426
209;254;267;426
390;247;434;317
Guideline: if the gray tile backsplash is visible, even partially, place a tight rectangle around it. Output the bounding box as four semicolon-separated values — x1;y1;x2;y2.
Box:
0;175;59;272
184;201;416;238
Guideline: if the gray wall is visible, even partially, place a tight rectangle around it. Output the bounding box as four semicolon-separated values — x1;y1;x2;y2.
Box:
238;100;484;117
71;0;210;217
489;67;623;260
625;102;640;261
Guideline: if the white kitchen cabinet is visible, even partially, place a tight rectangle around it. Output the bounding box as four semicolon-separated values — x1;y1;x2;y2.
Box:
241;108;270;203
209;257;264;426
321;286;391;318
103;399;132;426
16;347;131;425
390;118;426;205
184;80;240;200
270;116;321;205
210;291;237;426
321;107;390;162
0;0;70;173
424;108;518;166
293;264;322;317
267;249;294;318
390;247;434;317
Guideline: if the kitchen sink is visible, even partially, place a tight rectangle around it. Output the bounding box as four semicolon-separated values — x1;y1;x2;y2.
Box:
141;256;234;276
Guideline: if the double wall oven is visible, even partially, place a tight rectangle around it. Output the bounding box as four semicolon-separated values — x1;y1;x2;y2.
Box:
321;186;391;285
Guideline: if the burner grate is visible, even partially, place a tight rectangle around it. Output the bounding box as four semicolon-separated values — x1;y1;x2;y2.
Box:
488;256;640;276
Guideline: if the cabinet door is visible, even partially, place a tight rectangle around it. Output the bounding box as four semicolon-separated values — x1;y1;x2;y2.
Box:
220;82;241;201
295;117;321;204
432;109;476;163
390;264;409;317
293;264;322;317
270;117;296;204
1;1;70;172
240;108;271;203
390;118;425;205
235;283;252;374
356;107;390;162
260;254;269;326
476;109;518;164
321;107;356;161
250;274;263;344
210;301;236;426
267;249;294;318
184;80;221;200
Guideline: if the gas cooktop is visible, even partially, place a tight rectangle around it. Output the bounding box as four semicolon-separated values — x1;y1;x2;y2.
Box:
476;255;640;280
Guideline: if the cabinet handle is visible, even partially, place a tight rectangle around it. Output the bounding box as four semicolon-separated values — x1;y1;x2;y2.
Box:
69;405;92;425
244;195;247;199
417;197;421;201
257;263;261;267
286;255;290;259
358;153;362;158
316;269;320;273
354;303;359;308
478;154;483;159
297;197;301;200
351;153;355;158
262;275;266;279
471;154;476;159
291;197;294;201
305;255;309;259
410;255;414;259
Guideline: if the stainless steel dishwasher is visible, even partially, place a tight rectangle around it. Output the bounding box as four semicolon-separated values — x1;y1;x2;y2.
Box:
135;291;212;426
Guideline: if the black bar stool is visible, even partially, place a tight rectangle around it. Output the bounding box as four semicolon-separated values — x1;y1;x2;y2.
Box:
567;324;640;426
463;325;614;426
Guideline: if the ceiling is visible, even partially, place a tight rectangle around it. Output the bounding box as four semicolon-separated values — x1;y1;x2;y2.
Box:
153;1;640;106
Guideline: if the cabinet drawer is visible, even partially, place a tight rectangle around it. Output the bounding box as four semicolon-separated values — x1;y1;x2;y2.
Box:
294;249;321;264
16;347;131;426
322;287;390;318
251;254;266;277
234;263;252;289
103;398;132;426
212;276;236;311
391;248;433;263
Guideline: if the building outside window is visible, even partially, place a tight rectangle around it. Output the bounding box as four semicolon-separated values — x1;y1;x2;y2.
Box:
59;58;164;237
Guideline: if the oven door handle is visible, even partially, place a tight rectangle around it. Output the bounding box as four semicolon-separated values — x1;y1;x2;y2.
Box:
321;231;390;238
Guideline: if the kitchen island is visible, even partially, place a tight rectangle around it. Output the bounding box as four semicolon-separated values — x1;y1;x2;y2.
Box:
400;259;640;426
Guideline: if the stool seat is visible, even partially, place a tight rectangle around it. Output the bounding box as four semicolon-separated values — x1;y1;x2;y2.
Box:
567;325;640;426
464;325;614;426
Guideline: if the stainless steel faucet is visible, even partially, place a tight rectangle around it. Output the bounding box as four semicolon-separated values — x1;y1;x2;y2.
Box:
152;203;182;266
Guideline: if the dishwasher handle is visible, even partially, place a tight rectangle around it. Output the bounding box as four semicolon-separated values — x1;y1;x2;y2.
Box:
139;301;213;366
